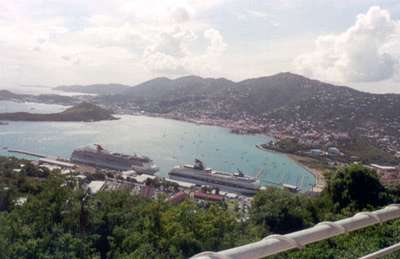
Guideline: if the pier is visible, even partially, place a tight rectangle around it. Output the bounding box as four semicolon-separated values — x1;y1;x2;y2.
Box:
7;149;48;158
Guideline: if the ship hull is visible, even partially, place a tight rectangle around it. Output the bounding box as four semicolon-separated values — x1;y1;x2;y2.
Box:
70;149;158;174
169;171;259;196
169;175;257;196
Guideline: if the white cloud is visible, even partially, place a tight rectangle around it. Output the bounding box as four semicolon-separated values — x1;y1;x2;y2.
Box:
143;26;194;74
204;28;227;55
5;0;400;93
294;6;400;83
170;7;192;23
143;26;227;74
0;0;227;87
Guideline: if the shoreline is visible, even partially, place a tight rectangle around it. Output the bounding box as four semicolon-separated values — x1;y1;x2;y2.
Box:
256;144;326;192
118;111;267;135
124;112;327;192
286;154;326;192
2;101;326;191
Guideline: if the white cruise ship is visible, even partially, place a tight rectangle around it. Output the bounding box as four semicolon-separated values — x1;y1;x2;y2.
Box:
168;159;261;195
70;144;159;174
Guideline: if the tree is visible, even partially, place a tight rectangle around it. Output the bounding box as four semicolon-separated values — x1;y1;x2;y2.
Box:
251;188;315;235
0;187;15;211
326;164;386;211
1;157;399;258
21;162;49;178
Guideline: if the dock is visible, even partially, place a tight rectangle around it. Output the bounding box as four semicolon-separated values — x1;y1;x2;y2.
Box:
38;158;76;169
7;149;47;158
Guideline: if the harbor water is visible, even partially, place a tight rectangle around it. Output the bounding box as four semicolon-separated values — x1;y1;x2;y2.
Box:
0;101;316;190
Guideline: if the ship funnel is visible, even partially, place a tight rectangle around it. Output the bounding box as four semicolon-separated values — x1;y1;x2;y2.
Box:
94;144;104;152
194;159;205;170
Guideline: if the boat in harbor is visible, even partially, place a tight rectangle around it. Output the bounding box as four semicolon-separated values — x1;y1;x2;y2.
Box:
70;144;159;174
168;159;262;195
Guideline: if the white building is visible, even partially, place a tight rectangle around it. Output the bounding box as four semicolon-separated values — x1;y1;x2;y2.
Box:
87;181;106;194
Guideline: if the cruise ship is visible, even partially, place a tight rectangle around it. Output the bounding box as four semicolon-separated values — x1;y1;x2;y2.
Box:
70;144;159;174
168;159;262;195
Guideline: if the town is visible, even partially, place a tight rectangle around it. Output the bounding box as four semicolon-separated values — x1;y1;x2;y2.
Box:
5;147;258;219
107;103;400;187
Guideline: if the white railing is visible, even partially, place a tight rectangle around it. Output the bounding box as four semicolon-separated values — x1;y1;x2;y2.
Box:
192;204;400;259
360;242;400;259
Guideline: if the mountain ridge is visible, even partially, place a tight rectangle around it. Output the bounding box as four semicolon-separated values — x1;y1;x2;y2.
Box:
3;72;400;138
92;73;400;142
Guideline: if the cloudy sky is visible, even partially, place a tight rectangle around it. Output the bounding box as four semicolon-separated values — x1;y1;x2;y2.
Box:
2;0;400;93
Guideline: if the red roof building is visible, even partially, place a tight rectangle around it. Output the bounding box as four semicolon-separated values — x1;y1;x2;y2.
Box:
140;185;155;199
168;191;188;205
194;191;224;202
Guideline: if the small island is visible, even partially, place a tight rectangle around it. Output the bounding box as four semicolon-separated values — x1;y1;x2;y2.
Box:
0;102;116;122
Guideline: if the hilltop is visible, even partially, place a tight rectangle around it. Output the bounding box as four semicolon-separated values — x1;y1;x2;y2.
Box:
0;102;116;122
2;73;400;163
4;73;400;139
97;73;400;132
94;72;400;164
98;73;359;117
0;90;26;100
97;75;236;113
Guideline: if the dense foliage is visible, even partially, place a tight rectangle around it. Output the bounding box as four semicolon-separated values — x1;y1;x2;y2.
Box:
0;156;399;258
342;137;398;165
263;138;308;153
327;164;387;211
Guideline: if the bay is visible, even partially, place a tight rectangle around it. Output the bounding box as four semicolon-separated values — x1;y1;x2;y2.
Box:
0;101;316;190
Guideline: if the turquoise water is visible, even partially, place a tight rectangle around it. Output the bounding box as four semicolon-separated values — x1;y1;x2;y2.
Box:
0;101;316;190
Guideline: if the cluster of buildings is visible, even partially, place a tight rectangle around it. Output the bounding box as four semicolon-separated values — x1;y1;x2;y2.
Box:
111;103;400;186
369;164;400;185
37;160;253;218
257;118;400;185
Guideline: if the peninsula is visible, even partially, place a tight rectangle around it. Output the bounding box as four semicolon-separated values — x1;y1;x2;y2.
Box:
0;102;116;122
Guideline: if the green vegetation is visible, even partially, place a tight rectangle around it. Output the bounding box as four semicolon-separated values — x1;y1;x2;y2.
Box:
0;102;116;122
341;137;398;165
0;157;400;258
288;154;333;175
263;138;308;154
264;136;399;168
327;164;387;211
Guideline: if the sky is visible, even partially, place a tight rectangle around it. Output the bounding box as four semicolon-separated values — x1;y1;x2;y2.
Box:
2;0;400;93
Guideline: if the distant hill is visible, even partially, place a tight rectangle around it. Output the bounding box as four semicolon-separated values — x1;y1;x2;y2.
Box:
0;90;77;105
99;75;237;115
100;73;338;114
0;103;116;122
97;72;400;134
5;73;400;137
257;74;400;132
54;84;130;95
0;90;25;100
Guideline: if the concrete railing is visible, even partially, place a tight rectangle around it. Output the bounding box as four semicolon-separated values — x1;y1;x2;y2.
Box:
360;242;400;259
192;204;400;259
